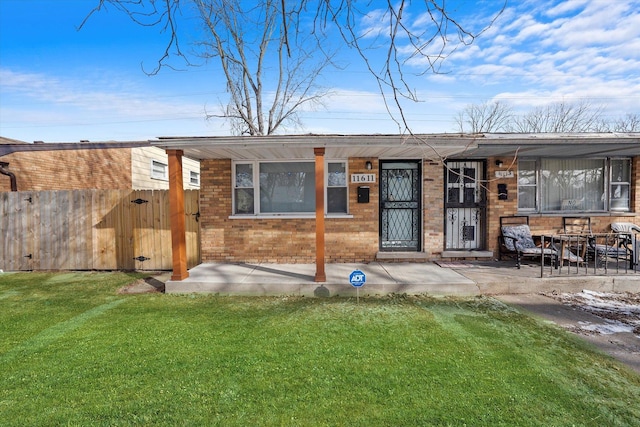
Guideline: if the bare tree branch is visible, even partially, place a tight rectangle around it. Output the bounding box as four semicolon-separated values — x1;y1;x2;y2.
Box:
509;100;603;133
455;101;513;133
81;0;504;140
613;113;640;132
455;100;638;136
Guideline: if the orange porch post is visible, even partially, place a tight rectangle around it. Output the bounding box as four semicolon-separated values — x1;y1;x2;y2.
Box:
167;149;189;281
314;147;326;282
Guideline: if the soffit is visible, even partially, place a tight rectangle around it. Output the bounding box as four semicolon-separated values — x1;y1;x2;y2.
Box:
463;143;640;158
152;134;478;160
151;133;640;160
460;134;640;158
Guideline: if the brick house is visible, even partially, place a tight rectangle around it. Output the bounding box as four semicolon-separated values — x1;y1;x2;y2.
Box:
0;137;200;191
153;133;640;281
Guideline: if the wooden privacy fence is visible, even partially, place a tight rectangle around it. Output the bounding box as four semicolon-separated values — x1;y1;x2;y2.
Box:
0;190;200;271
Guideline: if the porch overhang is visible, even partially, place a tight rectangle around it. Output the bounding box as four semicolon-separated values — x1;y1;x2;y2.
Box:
150;133;640;160
151;134;478;160
459;133;640;158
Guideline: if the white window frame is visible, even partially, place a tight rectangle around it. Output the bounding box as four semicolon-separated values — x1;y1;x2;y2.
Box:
232;160;350;218
517;157;631;213
609;158;632;211
326;161;349;215
150;159;168;181
189;170;200;186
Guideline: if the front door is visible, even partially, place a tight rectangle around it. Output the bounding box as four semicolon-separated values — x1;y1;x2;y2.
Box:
444;160;486;250
380;160;422;251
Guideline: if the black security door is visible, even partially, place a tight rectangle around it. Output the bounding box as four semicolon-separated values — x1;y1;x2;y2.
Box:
380;161;422;251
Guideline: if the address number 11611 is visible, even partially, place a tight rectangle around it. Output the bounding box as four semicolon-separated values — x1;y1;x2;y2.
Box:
351;174;376;183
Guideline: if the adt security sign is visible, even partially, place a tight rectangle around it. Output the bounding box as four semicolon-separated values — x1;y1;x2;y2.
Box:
349;270;366;287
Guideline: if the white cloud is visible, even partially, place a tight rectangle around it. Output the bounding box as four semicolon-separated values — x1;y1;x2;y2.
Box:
545;0;591;17
0;68;211;121
314;88;393;115
0;67;229;141
429;0;640;118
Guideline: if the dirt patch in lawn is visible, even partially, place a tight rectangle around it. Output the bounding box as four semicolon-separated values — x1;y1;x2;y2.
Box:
118;276;166;294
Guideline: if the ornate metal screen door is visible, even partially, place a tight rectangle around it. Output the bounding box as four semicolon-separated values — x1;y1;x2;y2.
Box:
380;161;421;251
444;161;486;250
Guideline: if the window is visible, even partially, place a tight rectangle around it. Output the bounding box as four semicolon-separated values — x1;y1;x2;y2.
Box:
517;158;631;213
610;159;631;211
189;171;200;186
327;162;347;213
260;162;315;213
234;163;254;214
151;160;168;180
517;160;537;211
233;161;348;215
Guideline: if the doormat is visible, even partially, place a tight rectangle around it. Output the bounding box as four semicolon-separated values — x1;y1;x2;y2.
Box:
435;261;474;268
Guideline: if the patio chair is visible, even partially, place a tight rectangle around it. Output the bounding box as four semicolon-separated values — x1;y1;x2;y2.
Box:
560;216;591;265
498;216;558;269
610;222;640;268
610;221;640;237
564;217;634;268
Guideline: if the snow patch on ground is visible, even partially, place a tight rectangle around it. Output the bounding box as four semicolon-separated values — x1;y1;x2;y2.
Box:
546;290;640;337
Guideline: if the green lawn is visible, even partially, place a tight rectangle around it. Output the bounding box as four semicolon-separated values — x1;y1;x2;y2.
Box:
1;272;639;426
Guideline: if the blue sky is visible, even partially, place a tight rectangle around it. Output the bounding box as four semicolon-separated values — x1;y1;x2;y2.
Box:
1;0;639;142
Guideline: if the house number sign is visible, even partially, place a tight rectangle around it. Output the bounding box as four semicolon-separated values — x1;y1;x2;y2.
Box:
351;174;376;183
494;170;514;178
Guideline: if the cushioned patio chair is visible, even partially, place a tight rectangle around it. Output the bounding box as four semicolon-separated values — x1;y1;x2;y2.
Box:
498;216;558;269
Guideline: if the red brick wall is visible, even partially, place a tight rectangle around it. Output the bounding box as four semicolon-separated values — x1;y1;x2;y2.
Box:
487;156;640;254
0;149;132;191
423;159;444;256
330;158;379;262
199;158;382;263
199;156;640;263
486;157;519;253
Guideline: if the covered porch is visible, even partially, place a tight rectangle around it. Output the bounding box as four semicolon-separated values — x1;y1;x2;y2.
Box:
154;133;640;288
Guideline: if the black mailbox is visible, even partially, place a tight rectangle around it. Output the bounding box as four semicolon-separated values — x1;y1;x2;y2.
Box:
497;183;508;200
357;186;370;203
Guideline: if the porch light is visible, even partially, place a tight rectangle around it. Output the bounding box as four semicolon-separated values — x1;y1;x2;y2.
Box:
365;160;373;170
495;159;503;167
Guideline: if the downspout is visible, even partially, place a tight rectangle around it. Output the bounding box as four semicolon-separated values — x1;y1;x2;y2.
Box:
0;161;17;191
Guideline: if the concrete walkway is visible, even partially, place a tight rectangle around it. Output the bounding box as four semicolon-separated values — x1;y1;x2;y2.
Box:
165;262;478;296
165;261;640;296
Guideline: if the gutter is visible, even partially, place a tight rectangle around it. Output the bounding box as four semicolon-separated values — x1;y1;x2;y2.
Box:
0;161;17;191
0;141;151;157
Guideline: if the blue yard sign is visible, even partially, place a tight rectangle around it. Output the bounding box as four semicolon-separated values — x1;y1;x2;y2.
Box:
349;270;366;287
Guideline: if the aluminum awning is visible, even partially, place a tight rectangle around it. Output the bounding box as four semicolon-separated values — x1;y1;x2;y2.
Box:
151;133;640;160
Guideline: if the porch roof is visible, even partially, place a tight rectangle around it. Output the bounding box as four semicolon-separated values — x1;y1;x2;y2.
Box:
151;133;640;160
462;133;640;158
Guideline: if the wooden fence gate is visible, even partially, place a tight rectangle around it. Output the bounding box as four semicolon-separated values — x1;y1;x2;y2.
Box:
0;190;200;271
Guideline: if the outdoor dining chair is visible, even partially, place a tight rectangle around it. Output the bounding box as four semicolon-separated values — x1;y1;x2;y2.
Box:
561;216;634;268
610;222;640;268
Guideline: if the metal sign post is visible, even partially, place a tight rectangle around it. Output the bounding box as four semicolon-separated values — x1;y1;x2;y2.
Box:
349;270;366;304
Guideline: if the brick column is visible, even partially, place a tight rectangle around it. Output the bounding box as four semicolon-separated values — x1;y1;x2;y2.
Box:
314;147;326;282
167;149;189;281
